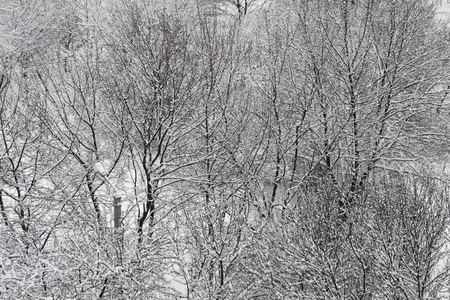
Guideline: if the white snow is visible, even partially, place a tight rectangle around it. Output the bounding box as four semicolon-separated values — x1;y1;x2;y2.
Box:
93;162;105;175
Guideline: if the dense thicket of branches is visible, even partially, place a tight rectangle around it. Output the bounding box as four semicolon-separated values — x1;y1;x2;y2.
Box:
1;0;449;299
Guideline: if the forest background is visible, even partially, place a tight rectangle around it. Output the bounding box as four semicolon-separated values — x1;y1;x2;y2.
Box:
1;0;450;299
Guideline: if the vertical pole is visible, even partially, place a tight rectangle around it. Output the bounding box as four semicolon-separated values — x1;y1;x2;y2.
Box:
114;197;121;229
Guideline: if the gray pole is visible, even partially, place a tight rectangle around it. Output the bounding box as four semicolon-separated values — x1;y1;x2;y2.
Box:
113;197;121;229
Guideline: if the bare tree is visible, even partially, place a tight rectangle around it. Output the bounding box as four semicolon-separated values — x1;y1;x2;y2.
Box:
281;0;450;213
371;174;450;299
172;11;257;298
104;1;201;246
241;0;450;298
